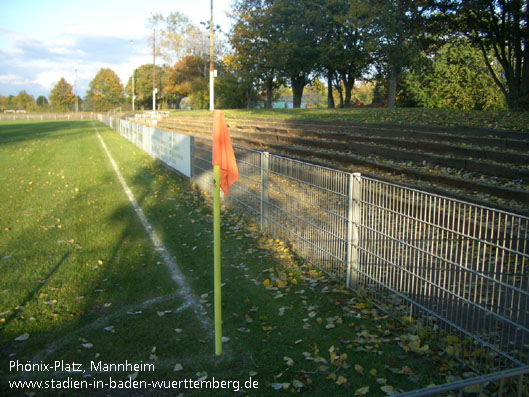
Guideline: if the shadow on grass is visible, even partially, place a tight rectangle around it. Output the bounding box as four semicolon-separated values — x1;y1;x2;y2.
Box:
1;253;70;330
0;121;94;146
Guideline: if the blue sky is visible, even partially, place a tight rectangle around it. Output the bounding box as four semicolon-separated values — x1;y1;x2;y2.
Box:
0;0;233;98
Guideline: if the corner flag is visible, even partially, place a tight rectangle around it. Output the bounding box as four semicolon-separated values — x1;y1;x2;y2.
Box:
212;110;238;355
212;110;239;195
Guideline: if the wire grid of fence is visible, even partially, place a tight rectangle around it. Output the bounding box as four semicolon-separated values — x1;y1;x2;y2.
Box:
100;115;529;394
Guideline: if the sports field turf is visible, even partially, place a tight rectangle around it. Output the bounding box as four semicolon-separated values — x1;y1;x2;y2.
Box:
0;121;461;395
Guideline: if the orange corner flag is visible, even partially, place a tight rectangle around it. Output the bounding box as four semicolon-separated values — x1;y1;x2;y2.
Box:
212;110;239;195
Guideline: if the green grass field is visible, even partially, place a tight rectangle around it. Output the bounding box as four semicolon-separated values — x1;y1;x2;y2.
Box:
0;121;466;396
170;108;529;132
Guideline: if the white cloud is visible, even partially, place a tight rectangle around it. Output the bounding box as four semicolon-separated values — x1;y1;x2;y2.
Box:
0;74;22;84
0;0;234;97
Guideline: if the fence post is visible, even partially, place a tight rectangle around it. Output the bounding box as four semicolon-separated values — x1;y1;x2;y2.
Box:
346;173;361;290
260;152;270;232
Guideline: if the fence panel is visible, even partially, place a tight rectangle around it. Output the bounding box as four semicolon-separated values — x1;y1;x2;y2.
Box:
356;177;529;372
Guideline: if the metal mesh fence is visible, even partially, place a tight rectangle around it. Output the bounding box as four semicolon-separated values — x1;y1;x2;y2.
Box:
356;178;529;373
100;116;529;382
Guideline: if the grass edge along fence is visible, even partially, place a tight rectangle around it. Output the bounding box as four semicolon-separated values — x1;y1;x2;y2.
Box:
98;114;529;396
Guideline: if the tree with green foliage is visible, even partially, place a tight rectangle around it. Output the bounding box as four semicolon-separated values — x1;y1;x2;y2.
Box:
268;0;322;108
36;96;49;111
436;0;529;111
15;90;36;112
370;0;431;107
319;0;373;108
49;78;75;112
404;39;507;110
0;96;6;111
86;68;124;112
126;64;168;110
231;0;284;108
216;56;257;109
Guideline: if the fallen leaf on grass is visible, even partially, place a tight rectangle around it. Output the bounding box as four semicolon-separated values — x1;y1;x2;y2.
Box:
173;363;184;372
292;379;304;389
149;346;157;360
355;386;370;395
14;333;29;342
336;375;348;385
380;385;396;395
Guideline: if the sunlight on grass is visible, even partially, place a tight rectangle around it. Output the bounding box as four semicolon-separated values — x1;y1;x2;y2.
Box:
169;108;529;132
1;121;469;396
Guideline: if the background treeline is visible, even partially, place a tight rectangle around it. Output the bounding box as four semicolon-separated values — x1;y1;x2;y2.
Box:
2;0;527;112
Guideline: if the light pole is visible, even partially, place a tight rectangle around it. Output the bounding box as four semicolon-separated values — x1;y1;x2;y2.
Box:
74;69;78;112
130;40;135;112
152;15;157;112
209;0;214;111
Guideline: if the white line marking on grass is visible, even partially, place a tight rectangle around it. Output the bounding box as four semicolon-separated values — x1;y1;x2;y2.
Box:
30;295;188;365
92;122;212;333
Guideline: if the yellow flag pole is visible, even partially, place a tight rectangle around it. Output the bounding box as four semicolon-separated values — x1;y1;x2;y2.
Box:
213;164;222;356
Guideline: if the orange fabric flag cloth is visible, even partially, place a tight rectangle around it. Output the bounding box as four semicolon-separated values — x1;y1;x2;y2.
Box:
212;110;239;195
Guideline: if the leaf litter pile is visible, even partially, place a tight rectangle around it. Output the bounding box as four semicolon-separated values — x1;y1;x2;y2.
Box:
0;122;488;396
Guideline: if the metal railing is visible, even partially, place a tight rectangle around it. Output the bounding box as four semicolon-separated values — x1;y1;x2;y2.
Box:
100;115;529;394
0;112;95;121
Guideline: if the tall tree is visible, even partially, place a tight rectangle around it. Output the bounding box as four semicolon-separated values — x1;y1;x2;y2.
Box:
230;0;282;108
159;11;227;64
49;78;75;112
370;0;430;107
164;56;207;109
330;0;373;107
36;96;49;111
218;54;259;109
0;95;8;111
15;90;36;111
405;38;508;109
437;0;529;111
268;0;321;108
126;64;168;110
86;68;124;112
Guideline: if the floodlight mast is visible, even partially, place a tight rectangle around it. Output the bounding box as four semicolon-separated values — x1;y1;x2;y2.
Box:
209;0;214;111
74;69;78;112
152;25;156;112
131;40;135;112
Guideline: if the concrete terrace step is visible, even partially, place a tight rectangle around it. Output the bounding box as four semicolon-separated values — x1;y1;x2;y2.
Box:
156;115;529;216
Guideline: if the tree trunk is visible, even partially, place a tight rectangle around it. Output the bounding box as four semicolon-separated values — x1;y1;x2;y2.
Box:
291;76;306;108
342;73;355;107
327;70;335;109
335;81;344;108
246;88;252;109
387;67;398;108
175;97;182;109
266;78;273;109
